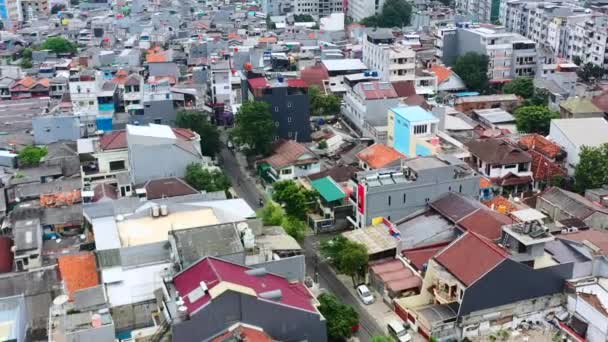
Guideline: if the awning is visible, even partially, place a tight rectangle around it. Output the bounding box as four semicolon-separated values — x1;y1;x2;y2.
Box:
311;176;345;203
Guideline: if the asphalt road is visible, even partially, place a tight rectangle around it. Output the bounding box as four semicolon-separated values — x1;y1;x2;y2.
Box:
219;143;264;209
304;237;384;342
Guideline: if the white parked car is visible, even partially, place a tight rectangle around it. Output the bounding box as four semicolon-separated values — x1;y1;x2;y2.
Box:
387;320;412;342
356;285;374;305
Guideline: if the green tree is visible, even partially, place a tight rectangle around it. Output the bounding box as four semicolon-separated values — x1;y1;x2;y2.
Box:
184;163;231;192
318;140;328;149
360;0;412;27
20;59;32;69
22;48;32;59
453;53;490;93
577;62;605;83
503;77;534;98
18;146;47;167
232;101;276;156
272;180;318;219
41;37;77;54
372;336;394;342
513;105;559;135
51;4;66;14
281;216;308;242
574;143;608;193
524;88;549;107
317;293;359;342
572;56;582;66
320;236;369;286
258;201;285;226
175;110;221;156
293;14;315;22
309;86;341;117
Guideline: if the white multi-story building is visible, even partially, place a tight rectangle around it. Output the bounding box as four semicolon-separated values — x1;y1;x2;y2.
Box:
348;0;384;22
294;0;342;16
69;71;103;118
566;14;608;69
363;29;416;83
455;0;501;23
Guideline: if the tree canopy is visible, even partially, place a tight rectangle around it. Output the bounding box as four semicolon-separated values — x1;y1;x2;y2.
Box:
175;110;221;157
232;101;276;156
41;37;78;54
321;236;369;285
453;53;490;93
272;180;318;219
184;163;230;192
360;0;412;28
503;77;534;99
258;201;285;226
281;216;308;242
317;293;359;342
309;86;341;117
372;336;394;342
574;143;608;193
577;62;605;83
18;146;47;167
293;14;315;22
513;105;559;135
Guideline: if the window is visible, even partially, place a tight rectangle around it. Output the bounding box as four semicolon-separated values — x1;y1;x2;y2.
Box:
388;195;391;206
154;119;162;124
504;164;517;169
165;94;170;99
288;117;292;123
109;160;126;171
275;121;279;127
281;168;292;175
459;184;463;193
413;124;428;135
275;106;279;112
403;193;406;203
287;102;292;108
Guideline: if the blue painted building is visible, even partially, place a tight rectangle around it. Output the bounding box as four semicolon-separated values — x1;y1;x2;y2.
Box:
387;106;439;157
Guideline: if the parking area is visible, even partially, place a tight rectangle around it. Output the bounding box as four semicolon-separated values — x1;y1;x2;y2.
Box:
0;98;51;148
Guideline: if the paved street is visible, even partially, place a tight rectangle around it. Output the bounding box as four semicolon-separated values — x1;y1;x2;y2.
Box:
218;134;384;341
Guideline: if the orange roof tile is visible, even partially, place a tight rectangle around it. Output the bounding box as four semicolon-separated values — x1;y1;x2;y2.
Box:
258;37;277;44
518;134;562;159
228;32;239;39
482;195;519;214
356;143;405;169
479;177;493;189
147;52;168;63
430;65;452;84
14;76;35;88
58;252;99;300
35;79;50;88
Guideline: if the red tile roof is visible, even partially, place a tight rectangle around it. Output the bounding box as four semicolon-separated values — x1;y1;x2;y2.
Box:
287;79;308;88
173;257;317;314
391;80;416;98
518;134;562;159
358;81;398;100
57;252;100;300
401;242;450;271
92;183;118;202
263;140;317;169
300;65;329;88
370;259;422;292
482;195;520;214
457;208;513;240
435;232;508;286
479;177;493;189
100;130;128;150
529;150;566;181
356;143;405;169
144;177;198;199
430;65;452;84
212;325;274;342
172;127;196;140
403;94;431;110
248;77;270;90
558;230;608;255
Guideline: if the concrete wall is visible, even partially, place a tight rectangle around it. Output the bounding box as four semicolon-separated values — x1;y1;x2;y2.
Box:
130;99;177;126
66;323;115;342
32;115;81;144
129;144;200;184
148;62;179;78
549;121;579;175
362;168;480;225
172;291;327;342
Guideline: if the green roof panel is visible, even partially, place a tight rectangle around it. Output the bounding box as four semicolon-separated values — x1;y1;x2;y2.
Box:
311;176;345;203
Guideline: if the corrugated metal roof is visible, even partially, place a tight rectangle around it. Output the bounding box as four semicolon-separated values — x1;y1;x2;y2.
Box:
311;176;345;203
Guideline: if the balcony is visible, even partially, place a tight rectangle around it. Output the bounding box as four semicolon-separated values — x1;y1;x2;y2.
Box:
98;103;115;112
433;286;458;304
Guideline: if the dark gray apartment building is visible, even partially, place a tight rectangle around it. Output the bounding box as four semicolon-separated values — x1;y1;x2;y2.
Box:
349;154;480;227
243;75;312;142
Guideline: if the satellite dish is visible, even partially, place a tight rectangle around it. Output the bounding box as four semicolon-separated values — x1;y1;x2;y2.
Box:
53;295;69;306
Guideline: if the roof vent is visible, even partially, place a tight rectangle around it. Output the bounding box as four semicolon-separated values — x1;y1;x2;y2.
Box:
259;289;282;301
245;268;267;277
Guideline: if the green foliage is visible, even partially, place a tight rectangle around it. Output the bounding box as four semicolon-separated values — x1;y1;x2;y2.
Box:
22;48;32;59
281;216;308;242
294;14;315;22
175;110;220;156
572;56;582;66
232;101;276;156
318;140;328;149
360;0;412;28
309;86;341;117
272;180;318;219
51;4;66;14
372;336;394;342
317;293;359;342
41;37;77;54
503;77;534;98
266;14;276;29
20;59;32;69
523;88;549;107
18;146;47;166
258;201;285;226
453;53;490;93
184;163;231;192
577;62;605;83
574;143;608;193
320;236;369;285
513;105;559;135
